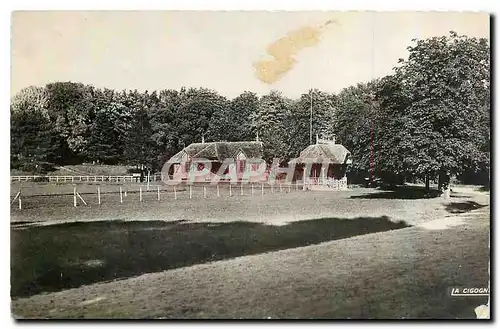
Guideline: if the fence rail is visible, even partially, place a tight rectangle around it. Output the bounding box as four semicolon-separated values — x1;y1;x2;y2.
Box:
11;178;351;210
11;175;163;183
11;175;349;188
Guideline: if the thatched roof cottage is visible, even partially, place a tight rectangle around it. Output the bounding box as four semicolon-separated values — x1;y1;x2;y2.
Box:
289;136;352;189
167;140;265;182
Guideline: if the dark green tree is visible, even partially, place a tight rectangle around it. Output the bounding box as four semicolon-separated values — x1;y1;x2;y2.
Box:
11;108;58;170
253;90;292;163
207;91;258;142
333;80;380;182
388;32;490;191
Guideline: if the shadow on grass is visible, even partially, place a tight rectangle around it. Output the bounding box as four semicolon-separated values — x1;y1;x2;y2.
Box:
10;220;41;227
11;216;410;299
350;185;440;200
445;201;487;214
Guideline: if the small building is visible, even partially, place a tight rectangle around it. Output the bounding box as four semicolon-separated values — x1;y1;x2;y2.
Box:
166;140;265;182
289;136;352;190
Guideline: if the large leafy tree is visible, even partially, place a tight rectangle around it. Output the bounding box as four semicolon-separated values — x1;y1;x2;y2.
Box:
386;32;490;191
148;90;178;170
207;91;258;142
11;107;58;169
84;100;131;164
286;89;336;160
123;106;155;168
333;81;380;181
174;88;228;147
10;86;49;116
44;82;95;164
10;86;58;168
253;90;292;163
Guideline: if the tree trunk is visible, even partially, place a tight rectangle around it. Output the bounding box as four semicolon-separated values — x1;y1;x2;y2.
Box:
438;170;450;197
425;174;430;191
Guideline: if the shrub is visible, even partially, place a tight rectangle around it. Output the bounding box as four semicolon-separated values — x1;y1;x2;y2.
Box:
19;162;55;174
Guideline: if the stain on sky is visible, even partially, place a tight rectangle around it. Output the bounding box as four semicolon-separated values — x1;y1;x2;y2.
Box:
253;20;338;84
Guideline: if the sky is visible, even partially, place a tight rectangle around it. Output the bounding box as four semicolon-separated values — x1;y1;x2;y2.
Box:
11;11;490;99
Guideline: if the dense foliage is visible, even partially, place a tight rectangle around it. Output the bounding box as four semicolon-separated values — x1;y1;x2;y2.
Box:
11;32;490;189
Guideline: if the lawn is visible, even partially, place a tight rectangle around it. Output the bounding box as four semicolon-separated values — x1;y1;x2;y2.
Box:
11;216;410;298
11;203;490;319
10;184;490;319
11;183;459;226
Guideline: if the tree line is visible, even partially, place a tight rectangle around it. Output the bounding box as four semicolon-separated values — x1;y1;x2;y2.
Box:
11;32;490;190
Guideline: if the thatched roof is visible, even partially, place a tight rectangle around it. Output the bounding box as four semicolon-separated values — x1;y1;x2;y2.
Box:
168;141;264;163
289;143;351;164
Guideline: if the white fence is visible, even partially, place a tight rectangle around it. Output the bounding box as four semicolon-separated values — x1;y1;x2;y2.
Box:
10;182;308;210
11;175;349;190
304;177;349;191
11;175;163;183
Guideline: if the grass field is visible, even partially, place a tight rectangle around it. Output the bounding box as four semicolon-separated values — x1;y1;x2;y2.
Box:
11;216;410;298
10;183;490;319
11;204;489;319
11;183;466;226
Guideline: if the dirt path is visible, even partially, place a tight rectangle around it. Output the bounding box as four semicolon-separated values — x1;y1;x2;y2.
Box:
11;206;489;319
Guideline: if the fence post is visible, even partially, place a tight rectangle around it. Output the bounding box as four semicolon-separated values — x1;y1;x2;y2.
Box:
271;184;274;194
288;184;291;193
217;184;220;198
19;195;22;210
97;186;101;205
139;186;143;202
203;186;207;198
120;187;123;203
303;171;306;190
76;192;88;206
73;187;77;207
94;176;97;182
189;185;192;199
251;184;254;196
240;184;243;196
174;186;177;200
261;183;264;196
229;184;232;197
56;176;59;183
11;191;19;203
157;186;161;201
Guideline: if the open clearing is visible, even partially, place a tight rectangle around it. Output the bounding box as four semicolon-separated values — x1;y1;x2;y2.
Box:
10;184;490;319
